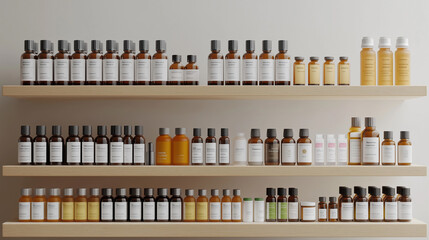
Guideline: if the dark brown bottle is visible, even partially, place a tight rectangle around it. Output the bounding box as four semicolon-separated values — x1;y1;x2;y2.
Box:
225;40;240;85
21;40;37;85
242;40;258;85
123;125;133;165
281;129;296;165
265;188;276;222
128;188;142;222
143;188;155;222
398;188;412;222
265;129;280;165
18;125;32;165
297;129;312;165
275;40;291;85
339;187;353;222
70;40;86;85
277;188;288;222
101;188;114;222
384;187;397;222
103;40;120;85
37;40;54;85
288;188;299;222
114;188;128;222
207;40;224;85
354;187;368;222
87;40;103;85
49;125;64;165
95;126;109;165
170;188;183;222
151;40;168;85
33;125;48;165
66;125;81;165
219;128;230;165
81;126;94;165
156;188;169;222
318;197;327;222
110;125;123;165
120;40;135;85
328;197;338;222
135;40;151;85
133;126;146;165
168;55;184;85
54;40;71;85
205;128;217;165
259;40;275;85
191;128;204;165
369;187;383;222
184;55;199;85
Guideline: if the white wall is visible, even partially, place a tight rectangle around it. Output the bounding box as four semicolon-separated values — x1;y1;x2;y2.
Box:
0;0;428;239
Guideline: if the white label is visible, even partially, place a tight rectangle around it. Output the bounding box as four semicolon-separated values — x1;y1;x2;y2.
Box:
398;145;412;164
243;59;258;81
385;202;397;220
281;143;296;163
170;202;182;220
222;202;231;220
362;137;379;163
382;145;395;164
31;202;45;220
103;59;119;81
67;142;81;164
319;209;327;219
219;144;230;164
71;59;85;81
143;202;155;220
208;59;223;81
54;59;70;81
341;202;354;220
398;202;412;220
21;59;36;81
259;59;274;81
191;143;203;164
157;202;169;220
243;201;253;222
248;143;263;164
19;202;30;220
82;142;94;164
129;202;142;220
110;142;124;164
338;141;348;163
275;59;290;81
356;202;369;220
134;143;145;164
18;142;32;163
184;69;199;82
225;59;240;81
168;69;184;82
288;202;299;219
120;59;134;81
205;142;217;164
370;202;383;220
37;59;53;81
298;143;312;163
151;59;168;81
302;207;316;221
95;143;108;164
123;144;133;164
210;202;221;220
254;201;265;222
327;143;336;163
34;142;47;163
314;142;325;163
330;208;338;219
349;138;361;163
115;202;127;220
87;59;102;81
49;142;63;163
101;202;113;220
136;59;151;81
47;202;60;220
232;202;241;220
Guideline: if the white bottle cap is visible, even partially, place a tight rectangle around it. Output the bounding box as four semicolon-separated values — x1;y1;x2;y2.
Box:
378;37;391;48
315;134;324;140
396;37;409;48
361;37;374;48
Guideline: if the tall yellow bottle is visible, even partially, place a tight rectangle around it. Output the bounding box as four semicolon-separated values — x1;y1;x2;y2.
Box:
377;37;393;85
395;37;410;85
360;37;376;85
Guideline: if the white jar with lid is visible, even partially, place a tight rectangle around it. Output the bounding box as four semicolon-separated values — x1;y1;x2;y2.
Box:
301;202;316;222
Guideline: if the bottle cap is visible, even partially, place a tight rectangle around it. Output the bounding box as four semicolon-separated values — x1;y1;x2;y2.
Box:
329;196;336;202
193;128;201;137
84;42;88;53
130;188;141;196
90;188;100;196
36;125;46;136
397;186;405;195
58;40;69;51
351;117;361;127
198;189;207;196
170;188;181;196
97;126;107;135
49;41;54;52
382;186;389;195
69;125;79;136
207;128;215;137
187;55;196;63
91;40;101;51
221;128;228;137
40;40;50;51
116;188;126;196
310;56;319;61
101;188;112;196
339;186;347;195
211;40;221;51
172;54;181;62
24;40;35;51
354;186;362;194
289;187;298;195
277;188;286;196
74;40;85;51
185;189;194;196
372;187;380;196
114;42;119;52
144;188;154;196
379;37;391;48
299;128;309;138
396;37;409;48
278;40;288;51
255;198;264;201
211;189;219;196
111;125;122;136
223;189;230;196
243;198;253;201
283;129;293;138
106;40;117;51
384;131;393;139
52;125;61;136
365;117;375;127
175;128;186;135
159;128;169;135
319;197;326;202
267;129;277;138
83;125;92;136
139;40;149;52
402;187;410;196
357;187;367;197
400;131;410;139
124;125;132;136
123;40;132;51
21;188;32;196
368;186;376;195
157;188;168;196
21;125;30;135
324;56;334;61
295;56;304;61
361;37;374;48
386;187;395;196
35;188;46;196
246;40;255;51
135;126;143;135
78;188;87;196
156;40;166;51
233;189;241;196
49;188;60;196
340;56;348;61
262;40;272;51
344;187;352;196
64;188;73;196
228;40;238;51
251;128;260;138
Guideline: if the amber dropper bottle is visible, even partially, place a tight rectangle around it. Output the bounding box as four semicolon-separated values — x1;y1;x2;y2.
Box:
18;125;32;165
87;40;103;85
207;40;224;85
151;40;168;85
184;55;199;85
225;40;241;85
275;40;291;85
54;40;70;85
168;55;184;85
70;40;86;85
49;125;64;165
135;40;151;85
31;188;46;222
37;40;54;85
103;40;120;85
120;40;135;85
259;40;275;85
242;40;258;85
21;40;37;85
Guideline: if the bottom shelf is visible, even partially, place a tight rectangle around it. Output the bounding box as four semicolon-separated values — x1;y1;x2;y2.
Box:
2;220;427;238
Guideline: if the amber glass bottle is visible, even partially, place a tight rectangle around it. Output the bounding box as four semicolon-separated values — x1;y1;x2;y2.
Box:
31;188;46;222
225;40;241;85
398;131;412;165
168;55;184;85
135;40;151;85
49;125;64;165
207;40;224;85
103;40;120;85
142;188;155;222
339;187;353;222
170;188;182;222
293;57;305;85
70;40;86;85
156;128;172;165
354;187;368;222
384;187;397;222
219;128;230;165
361;117;380;165
242;40;258;85
110;125;124;165
209;189;221;222
87;40;103;85
120;40;135;85
115;188;128;222
328;197;338;222
395;37;410;86
323;56;335;85
205;128;217;165
281;129;296;165
318;197;327;222
288;188;299;222
122;125;133;165
398;188;412;222
259;40;274;85
381;131;395;165
75;188;88;222
369;187;383;222
297;129;312;165
221;189;232;222
232;189;242;222
184;55;199;85
95;126;109;165
101;188;114;222
277;188;288;222
129;188;142;222
172;128;189;165
308;57;320;85
338;56;350;85
81;126;94;165
265;129;280;165
46;188;61;222
191;128;204;165
34;125;48;165
151;40;168;85
66;126;81;165
62;188;74;222
275;40;291;85
88;188;100;222
54;40;70;85
18;125;32;165
184;189;196;222
248;128;263;166
21;40;37;85
265;188;276;222
133;126;146;165
37;40;54;85
19;188;32;222
196;189;209;222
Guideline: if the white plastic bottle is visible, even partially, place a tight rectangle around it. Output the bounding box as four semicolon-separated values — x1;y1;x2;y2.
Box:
314;134;325;165
233;133;247;165
337;134;348;165
326;134;336;165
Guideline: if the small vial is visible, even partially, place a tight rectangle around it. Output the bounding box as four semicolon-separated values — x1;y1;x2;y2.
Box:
37;40;54;85
232;189;242;222
293;57;305;85
308;56;320;86
205;128;217;165
95;126;109;165
70;40;87;85
248;128;263;166
87;40;103;85
314;134;325;165
323;56;335;85
18;125;32;165
75;188;88;222
133;126;146;165
184;189;196;222
275;40;291;85
19;188;32;222
81;126;94;165
219;128;230;165
151;40;168;85
209;189;221;222
297;129;312;165
135;40;151;85
54;40;70;85
101;188;114;222
62;188;74;222
66;126;81;165
381;131;396;165
120;40;135;85
21;40;37;85
338;56;350;85
259;40;275;85
34;125;48;165
31;188;46;222
103;40;120;85
115;188;128;222
184;55;199;85
170;188;182;222
191;128;204;165
328;197;338;222
281;129;296;165
398;131;412;165
168;55;184;85
110;125;124;165
207;40;224;85
221;189;232;222
47;188;61;222
225;40;241;85
242;40;258;85
156;188;169;222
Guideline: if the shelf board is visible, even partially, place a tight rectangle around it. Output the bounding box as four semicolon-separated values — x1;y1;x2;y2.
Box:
2;220;426;238
2;165;426;177
2;85;427;99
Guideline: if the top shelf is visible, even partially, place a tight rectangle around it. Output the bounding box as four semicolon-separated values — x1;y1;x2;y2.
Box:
2;85;427;100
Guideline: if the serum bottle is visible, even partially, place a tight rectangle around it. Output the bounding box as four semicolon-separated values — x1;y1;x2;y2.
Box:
21;40;37;85
34;125;48;165
224;40;240;85
338;56;350;85
37;40;54;85
308;57;320;86
398;131;412;165
219;128;230;165
191;128;204;165
123;125;133;165
293;57;305;85
110;125;124;165
248;128;263;165
361;117;380;165
54;40;70;85
66;126;81;165
275;40;291;85
281;129;296;165
265;129;280;165
18;125;32;165
184;55;199;85
259;40;275;85
168;55;184;85
348;117;362;165
242;40;258;85
381;131;396;165
87;40;103;85
297;129;312;165
49;125;64;165
323;56;335;85
103;40;120;85
71;40;86;85
151;40;168;85
95;126;109;165
207;40;224;85
135;40;151;85
205;128;217;165
120;40;135;85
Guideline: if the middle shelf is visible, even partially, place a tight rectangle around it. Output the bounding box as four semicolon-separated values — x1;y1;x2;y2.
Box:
3;165;426;177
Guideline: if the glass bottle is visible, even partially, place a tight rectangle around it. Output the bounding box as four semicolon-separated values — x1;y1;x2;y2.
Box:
172;128;189;165
265;188;276;222
360;37;376;85
133;126;146;165
232;189;242;222
338;56;350;85
248;128;263;165
156;128;172;165
328;197;338;222
395;37;410;85
361;117;380;165
348;117;362;165
54;40;70;85
297;129;312;165
81;126;94;165
75;188;88;222
170;188;182;222
21;40;37;85
242;40;258;85
233;133;247;165
103;40;120;85
209;189;221;222
87;40;103;85
19;188;32;222
384;187;397;222
308;56;320;86
265;129;280;165
277;188;288;222
135;40;151;85
184;55;199;85
205;128;217;165
293;57;305;85
221;189;232;222
354;187;368;222
225;40;241;85
339;187;353;222
18;126;32;165
323;56;335;85
31;188;46;222
66;125;81;165
259;40;275;85
95;126;109;165
398;188;412;222
207;40;224;85
156;188;169;222
151;40;168;85
34;125;48;165
288;188;299;222
398;131;412;165
369;187;383;222
381;131;396;165
219;128;230;165
168;55;184;85
114;188;128;222
143;188;155;222
119;40;135;85
196;189;209;222
123;125;133;165
110;125;124;165
46;188;61;222
70;40;87;85
377;37;393;85
281;129;296;165
88;188;100;222
184;189;196;222
100;188;114;222
37;40;54;85
318;197;327;222
275;40;291;85
129;188;142;222
191;128;204;165
62;188;74;222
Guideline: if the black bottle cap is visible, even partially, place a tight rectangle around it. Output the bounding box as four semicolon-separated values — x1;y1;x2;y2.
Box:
344;187;352;196
386;187;395;196
382;186;389;195
106;40;117;51
397;186;405;195
354;186;362;194
251;128;260;138
357;187;367;197
129;188;141;196
170;188;181;196
365;117;375;127
135;126;143;136
97;125;107;136
207;128;215;137
299;129;309;138
283;129;293;138
144;188;154;196
266;187;276;196
400;131;410;139
175;128;186;135
24;40;34;51
40;40;50;51
329;196;337;202
91;40;101;51
267;129;277;138
211;189;219;196
211;40;221;51
157;188;168;196
156;40;166;51
36;125;46;136
111;125;122;136
368;186;376;195
186;189;194;196
246;40;255;51
124;125;132;136
339;186;347;195
123;40;132;51
262;40;272;51
58;40;69;51
402;187;410;196
310;56;319;61
278;188;287;196
52;125;61;136
228;40;238;51
116;188;126;196
384;131;393;139
278;40;288;51
372;187;380;196
295;56;304;61
139;40;149;52
74;40;85;51
68;125;79;136
319;197;326;202
221;128;228;137
83;125;92;136
351;117;361;127
21;125;30;135
325;56;334;61
340;56;348;61
172;55;181;62
102;188;112;196
233;189;240;196
193;128;201;137
159;128;170;135
198;189;207;196
289;187;298;196
187;55;196;63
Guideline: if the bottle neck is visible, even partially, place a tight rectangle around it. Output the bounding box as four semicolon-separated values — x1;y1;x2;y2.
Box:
228;50;237;54
140;50;148;53
246;50;254;53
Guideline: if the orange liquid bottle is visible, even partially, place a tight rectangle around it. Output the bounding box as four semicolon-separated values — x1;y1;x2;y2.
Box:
19;188;32;222
156;128;172;165
172;128;189;165
31;188;46;222
47;188;61;222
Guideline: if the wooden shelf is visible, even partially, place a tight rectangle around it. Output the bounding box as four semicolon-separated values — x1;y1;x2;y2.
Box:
2;165;426;177
2;85;427;99
2;220;426;238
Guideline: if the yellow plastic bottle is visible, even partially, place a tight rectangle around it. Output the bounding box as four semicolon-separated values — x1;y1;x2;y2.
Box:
377;37;393;85
156;128;172;165
360;37;376;85
172;128;189;165
395;37;410;85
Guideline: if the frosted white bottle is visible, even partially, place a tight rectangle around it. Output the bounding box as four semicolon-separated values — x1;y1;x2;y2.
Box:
337;134;348;165
314;134;325;165
233;133;247;165
326;134;336;165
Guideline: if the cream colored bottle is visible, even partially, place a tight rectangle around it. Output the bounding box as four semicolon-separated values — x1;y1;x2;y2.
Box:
377;37;393;85
395;37;410;85
360;37;376;85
